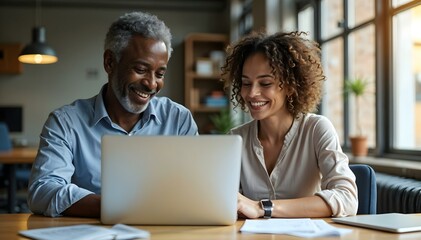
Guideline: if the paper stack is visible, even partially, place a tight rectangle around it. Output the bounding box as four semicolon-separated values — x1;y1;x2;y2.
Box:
19;223;150;240
240;218;352;238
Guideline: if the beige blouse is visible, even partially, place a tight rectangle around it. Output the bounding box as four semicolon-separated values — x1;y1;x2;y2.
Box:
230;113;358;217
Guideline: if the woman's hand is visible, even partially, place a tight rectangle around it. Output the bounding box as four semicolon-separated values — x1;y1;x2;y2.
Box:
237;192;264;219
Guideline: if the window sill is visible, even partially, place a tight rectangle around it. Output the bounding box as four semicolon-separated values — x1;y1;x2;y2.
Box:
348;155;421;180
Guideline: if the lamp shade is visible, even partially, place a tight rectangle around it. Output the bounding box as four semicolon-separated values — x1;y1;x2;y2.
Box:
18;26;58;64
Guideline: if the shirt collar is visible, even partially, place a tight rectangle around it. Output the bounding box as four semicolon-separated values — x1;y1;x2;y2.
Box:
252;114;303;147
92;84;110;126
92;83;161;127
140;97;161;125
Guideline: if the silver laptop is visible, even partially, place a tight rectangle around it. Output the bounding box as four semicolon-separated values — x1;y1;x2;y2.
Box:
332;213;421;233
100;135;242;225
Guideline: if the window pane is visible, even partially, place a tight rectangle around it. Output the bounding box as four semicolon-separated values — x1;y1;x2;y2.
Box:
393;5;421;150
348;0;375;28
393;0;414;8
348;24;376;148
321;38;344;143
298;6;315;40
321;0;344;40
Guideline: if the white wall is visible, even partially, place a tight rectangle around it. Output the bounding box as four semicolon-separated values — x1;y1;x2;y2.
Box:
0;5;228;146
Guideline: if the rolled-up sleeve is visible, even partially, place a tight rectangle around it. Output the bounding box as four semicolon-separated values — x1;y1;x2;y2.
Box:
28;112;93;217
313;116;358;217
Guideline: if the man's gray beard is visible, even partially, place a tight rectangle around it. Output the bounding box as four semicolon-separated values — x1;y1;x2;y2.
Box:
111;78;148;114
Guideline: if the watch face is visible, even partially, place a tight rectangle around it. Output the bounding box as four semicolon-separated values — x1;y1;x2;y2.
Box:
261;199;273;218
261;199;273;208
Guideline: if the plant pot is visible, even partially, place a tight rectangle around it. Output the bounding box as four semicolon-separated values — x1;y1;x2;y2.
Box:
350;136;368;157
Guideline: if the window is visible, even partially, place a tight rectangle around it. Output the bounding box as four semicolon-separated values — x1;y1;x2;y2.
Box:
320;0;344;40
298;5;315;39
393;3;421;150
298;0;421;159
318;0;376;148
393;0;415;8
348;24;376;147
348;0;375;28
321;38;345;142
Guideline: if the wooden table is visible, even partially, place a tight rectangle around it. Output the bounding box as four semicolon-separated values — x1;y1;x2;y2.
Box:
0;148;37;213
1;213;421;239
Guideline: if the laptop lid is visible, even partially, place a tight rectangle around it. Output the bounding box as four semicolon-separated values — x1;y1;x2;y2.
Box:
100;135;242;225
332;213;421;233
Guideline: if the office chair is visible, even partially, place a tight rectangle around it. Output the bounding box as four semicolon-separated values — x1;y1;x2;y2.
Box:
0;122;30;212
0;122;13;210
350;164;377;214
0;122;12;151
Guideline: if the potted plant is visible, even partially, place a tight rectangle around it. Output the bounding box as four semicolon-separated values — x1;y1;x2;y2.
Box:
345;78;369;157
210;109;237;134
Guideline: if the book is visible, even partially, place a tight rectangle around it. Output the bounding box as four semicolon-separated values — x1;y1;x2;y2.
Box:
204;96;228;107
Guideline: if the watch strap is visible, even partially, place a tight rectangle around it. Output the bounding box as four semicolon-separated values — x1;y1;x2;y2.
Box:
260;199;273;218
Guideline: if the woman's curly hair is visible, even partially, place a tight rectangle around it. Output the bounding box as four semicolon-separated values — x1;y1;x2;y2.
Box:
220;31;325;118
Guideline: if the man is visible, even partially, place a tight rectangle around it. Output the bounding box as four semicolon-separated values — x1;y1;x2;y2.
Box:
28;12;198;218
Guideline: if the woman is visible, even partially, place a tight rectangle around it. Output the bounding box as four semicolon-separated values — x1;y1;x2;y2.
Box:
221;31;358;219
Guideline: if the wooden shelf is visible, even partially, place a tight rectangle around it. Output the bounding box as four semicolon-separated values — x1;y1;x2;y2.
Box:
187;71;222;80
184;33;229;134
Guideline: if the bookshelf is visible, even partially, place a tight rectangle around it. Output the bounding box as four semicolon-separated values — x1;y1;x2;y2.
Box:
184;33;229;133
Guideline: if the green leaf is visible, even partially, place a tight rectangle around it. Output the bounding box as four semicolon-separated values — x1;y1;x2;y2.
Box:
345;78;368;97
210;109;237;134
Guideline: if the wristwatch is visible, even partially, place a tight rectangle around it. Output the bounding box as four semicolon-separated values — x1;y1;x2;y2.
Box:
260;199;273;219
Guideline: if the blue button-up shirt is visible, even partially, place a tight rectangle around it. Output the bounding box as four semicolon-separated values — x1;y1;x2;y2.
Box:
28;84;198;216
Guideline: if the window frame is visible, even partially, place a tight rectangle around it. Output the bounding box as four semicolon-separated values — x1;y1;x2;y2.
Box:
385;0;421;160
297;0;421;161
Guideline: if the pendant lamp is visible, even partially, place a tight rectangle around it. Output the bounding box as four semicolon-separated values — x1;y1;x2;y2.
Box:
18;0;57;64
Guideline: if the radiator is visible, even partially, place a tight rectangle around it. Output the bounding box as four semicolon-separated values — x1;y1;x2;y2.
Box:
376;172;421;213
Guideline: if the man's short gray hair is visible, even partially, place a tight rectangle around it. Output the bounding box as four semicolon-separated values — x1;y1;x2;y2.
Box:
104;11;172;61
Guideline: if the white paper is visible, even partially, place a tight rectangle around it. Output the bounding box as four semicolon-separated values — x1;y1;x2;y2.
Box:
240;218;352;238
290;220;352;238
109;224;150;240
19;224;150;240
240;218;316;234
